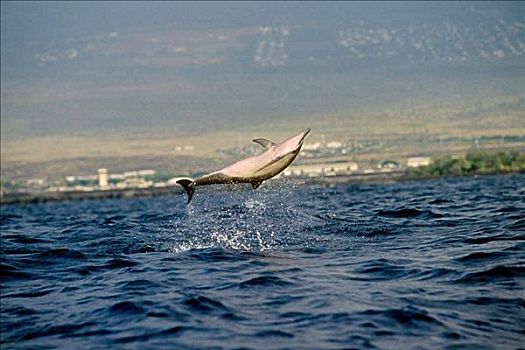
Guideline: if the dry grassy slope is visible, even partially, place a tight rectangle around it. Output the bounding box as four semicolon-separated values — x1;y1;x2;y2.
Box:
2;95;524;180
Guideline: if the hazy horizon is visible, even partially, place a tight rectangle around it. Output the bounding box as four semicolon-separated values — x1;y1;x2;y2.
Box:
2;1;524;141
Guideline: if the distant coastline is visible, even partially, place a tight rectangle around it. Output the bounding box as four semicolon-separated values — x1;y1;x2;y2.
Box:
0;172;401;205
2;150;523;205
2;167;523;206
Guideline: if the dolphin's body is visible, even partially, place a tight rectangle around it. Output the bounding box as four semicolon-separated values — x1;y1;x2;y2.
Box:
176;128;310;203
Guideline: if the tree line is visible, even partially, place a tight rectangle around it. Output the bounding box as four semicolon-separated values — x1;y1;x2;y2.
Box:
407;150;525;178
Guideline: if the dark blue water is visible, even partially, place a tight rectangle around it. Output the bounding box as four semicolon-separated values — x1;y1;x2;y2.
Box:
1;175;524;349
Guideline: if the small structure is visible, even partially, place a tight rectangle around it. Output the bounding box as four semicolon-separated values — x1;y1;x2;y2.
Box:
138;169;156;177
378;160;400;169
283;164;323;177
124;170;139;178
114;177;153;189
326;141;343;149
302;142;321;151
284;161;358;177
98;168;109;188
174;145;195;152
110;174;126;180
323;162;358;176
407;157;431;168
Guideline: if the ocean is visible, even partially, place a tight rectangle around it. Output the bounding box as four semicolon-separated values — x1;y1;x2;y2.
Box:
1;175;524;349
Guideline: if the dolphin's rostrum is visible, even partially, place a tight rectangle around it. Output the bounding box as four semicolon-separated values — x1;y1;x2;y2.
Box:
176;128;311;204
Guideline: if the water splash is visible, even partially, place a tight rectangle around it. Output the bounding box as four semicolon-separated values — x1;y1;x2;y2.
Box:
154;183;364;254
165;188;293;253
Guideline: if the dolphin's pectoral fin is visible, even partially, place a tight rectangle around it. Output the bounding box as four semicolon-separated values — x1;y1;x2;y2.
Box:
252;138;276;148
251;180;263;189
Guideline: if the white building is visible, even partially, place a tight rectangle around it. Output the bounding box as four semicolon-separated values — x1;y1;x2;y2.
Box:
98;168;109;188
138;169;156;176
110;174;126;180
284;161;358;177
175;145;195;152
407;157;432;168
302;142;322;151
123;171;139;178
326;141;343;149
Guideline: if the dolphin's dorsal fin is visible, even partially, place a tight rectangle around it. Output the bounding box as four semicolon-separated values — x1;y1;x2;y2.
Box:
251;180;263;189
252;138;276;148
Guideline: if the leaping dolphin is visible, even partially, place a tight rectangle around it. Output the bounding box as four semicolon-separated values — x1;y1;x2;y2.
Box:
176;128;311;204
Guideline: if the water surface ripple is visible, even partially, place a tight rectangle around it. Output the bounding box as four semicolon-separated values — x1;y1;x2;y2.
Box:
1;175;524;349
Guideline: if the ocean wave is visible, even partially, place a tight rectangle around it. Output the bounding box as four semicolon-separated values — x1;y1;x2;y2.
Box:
456;265;525;283
1;174;524;349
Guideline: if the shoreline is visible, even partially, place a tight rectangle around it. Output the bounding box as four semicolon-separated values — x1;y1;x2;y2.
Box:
1;171;522;206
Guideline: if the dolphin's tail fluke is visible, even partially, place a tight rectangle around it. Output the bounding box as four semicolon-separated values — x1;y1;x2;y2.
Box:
176;178;195;204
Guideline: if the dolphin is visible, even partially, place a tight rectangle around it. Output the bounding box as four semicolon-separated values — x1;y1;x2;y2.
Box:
176;128;311;204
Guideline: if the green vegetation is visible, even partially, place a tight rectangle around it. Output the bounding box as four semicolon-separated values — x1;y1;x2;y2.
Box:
408;151;525;178
0;180;24;191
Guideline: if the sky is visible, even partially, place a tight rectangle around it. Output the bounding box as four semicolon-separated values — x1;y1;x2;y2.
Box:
1;1;524;140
